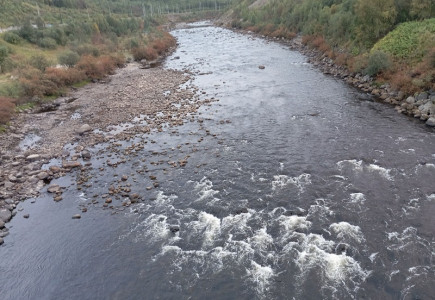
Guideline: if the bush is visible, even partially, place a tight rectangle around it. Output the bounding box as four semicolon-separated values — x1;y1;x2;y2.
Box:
364;51;392;76
45;67;86;87
3;32;22;44
29;55;50;71
131;46;158;61
58;51;80;67
73;44;100;57
37;37;57;49
76;55;120;79
0;97;15;124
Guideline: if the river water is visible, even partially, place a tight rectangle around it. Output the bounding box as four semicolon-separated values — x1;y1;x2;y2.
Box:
1;22;434;299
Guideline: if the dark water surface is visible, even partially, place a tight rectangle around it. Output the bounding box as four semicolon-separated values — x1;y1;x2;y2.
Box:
1;22;434;299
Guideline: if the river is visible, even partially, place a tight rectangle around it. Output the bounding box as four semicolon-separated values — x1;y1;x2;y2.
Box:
0;22;434;299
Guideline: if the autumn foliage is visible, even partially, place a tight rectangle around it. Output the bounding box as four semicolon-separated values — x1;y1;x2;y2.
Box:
0;97;15;124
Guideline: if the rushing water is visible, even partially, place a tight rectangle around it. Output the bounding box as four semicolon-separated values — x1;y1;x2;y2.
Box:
1;22;434;299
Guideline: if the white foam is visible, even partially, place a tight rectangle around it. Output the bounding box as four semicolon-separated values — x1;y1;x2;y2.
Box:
369;252;378;262
272;173;311;192
246;261;275;296
194;177;220;203
367;164;393;180
221;211;252;236
329;222;364;243
427;194;435;201
349;193;366;204
249;227;273;252
337;160;363;171
191;212;221;248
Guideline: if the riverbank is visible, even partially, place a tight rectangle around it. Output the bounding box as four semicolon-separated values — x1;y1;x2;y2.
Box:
0;58;214;243
223;26;435;127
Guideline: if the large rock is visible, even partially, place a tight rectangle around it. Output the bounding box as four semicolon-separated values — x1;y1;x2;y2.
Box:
0;220;5;228
0;209;12;223
77;124;92;134
426;117;435;127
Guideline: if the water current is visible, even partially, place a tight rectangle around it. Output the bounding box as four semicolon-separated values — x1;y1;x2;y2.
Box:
0;22;434;299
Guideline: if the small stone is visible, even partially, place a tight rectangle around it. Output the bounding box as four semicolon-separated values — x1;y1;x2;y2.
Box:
26;154;40;162
37;171;49;180
426;117;435;127
0;209;12;223
149;175;157;180
258;65;265;69
7;175;17;182
0;220;5;229
0;238;3;245
54;196;63;202
121;175;128;181
169;225;180;233
47;184;61;193
62;161;81;168
49;166;61;173
23;214;29;219
82;207;87;213
72;214;81;219
77;124;92;134
105;198;112;204
81;150;91;160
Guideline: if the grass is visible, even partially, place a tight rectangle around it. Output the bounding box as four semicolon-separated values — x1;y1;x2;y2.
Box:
15;102;34;111
373;18;435;63
72;80;90;88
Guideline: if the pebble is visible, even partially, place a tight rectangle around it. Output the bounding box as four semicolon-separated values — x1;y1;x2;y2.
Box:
23;214;29;219
72;214;81;219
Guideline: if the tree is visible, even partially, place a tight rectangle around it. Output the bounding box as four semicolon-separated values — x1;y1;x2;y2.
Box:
355;0;397;47
410;0;433;20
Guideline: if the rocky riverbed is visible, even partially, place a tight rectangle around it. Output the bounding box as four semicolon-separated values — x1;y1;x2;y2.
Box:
0;62;215;244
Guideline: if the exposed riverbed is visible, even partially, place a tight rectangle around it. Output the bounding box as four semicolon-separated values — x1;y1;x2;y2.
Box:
0;22;434;299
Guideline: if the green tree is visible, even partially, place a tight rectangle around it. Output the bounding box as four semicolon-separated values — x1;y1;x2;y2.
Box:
410;0;433;20
355;0;397;47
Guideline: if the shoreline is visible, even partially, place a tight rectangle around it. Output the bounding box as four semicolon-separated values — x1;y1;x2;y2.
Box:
224;26;435;128
0;56;215;243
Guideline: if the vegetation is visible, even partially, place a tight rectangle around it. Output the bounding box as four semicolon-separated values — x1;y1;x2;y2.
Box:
0;0;233;126
230;0;434;94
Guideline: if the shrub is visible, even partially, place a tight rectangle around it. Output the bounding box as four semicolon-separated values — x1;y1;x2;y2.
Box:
3;32;22;44
58;51;80;67
131;46;158;61
37;37;57;49
0;96;15;124
29;55;50;71
45;67;86;87
364;51;392;76
76;55;120;79
18;67;56;97
73;44;100;57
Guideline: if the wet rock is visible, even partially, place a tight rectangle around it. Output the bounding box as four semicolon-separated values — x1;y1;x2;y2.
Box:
26;154;40;162
72;214;81;219
169;225;180;233
258;65;265;69
23;214;29;219
37;171;49;180
235;208;248;215
0;209;12;223
82;207;87;213
149;175;157;180
62;161;81;168
121;175;128;181
0;220;5;229
105;198;112;204
7;174;17;182
49;165;61;173
47;184;61;193
426;117;435;127
81;150;91;160
0;238;3;245
54;196;63;202
77;124;92;134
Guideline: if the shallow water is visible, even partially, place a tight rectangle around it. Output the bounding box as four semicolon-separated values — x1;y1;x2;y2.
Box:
1;22;434;299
